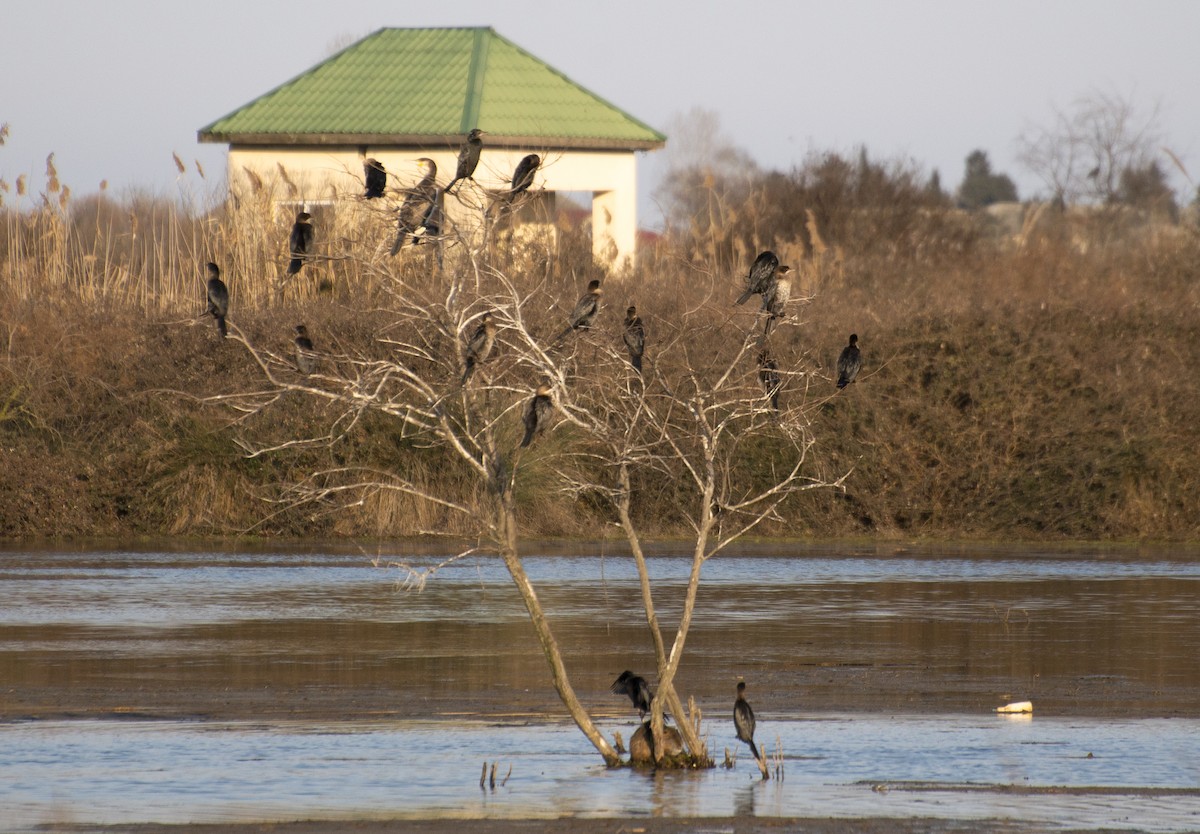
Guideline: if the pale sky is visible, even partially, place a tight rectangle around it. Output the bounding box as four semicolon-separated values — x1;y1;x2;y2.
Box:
4;0;1198;226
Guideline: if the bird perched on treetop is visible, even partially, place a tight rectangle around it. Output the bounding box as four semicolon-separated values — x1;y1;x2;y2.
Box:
836;333;862;389
204;262;228;339
446;128;485;193
461;312;497;384
520;383;554;448
363;158;387;199
391;158;438;255
509;153;541;200
294;324;316;375
555;280;603;342
733;680;761;764
611;671;653;720
757;349;781;411
623;306;645;374
735;251;780;306
287;211;313;276
760;265;793;339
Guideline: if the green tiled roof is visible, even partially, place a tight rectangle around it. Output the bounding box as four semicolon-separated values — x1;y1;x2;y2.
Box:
198;27;665;151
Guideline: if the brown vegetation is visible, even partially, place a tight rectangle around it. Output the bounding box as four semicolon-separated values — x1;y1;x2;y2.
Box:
3;156;1200;542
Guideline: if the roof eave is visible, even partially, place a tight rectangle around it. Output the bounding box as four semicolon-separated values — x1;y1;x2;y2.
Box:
198;131;665;152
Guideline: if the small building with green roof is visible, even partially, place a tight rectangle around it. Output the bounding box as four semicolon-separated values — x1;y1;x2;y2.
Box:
198;26;665;265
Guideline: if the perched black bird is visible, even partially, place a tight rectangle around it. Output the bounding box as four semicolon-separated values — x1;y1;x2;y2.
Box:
446;128;485;193
611;670;653;719
623;306;645;374
519;383;554;448
757;349;781;411
510;153;541;199
287;211;313;276
734;680;760;763
294;324;316;375
735;251;780;305
391;158;438;255
363;158;387;199
836;333;862;389
555;279;603;341
461;312;497;384
204;262;228;339
760;265;793;339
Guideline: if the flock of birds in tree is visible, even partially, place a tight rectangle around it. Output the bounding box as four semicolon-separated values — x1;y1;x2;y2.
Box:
201;129;862;449
611;670;765;773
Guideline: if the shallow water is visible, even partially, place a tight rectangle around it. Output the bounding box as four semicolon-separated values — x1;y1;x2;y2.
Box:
1;543;1198;830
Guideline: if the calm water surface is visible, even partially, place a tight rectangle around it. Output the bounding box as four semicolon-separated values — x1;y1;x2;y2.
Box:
1;543;1198;830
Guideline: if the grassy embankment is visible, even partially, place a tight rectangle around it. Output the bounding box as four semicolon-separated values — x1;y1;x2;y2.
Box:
2;169;1199;542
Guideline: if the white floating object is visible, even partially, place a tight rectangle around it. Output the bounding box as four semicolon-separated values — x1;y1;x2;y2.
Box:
995;700;1033;714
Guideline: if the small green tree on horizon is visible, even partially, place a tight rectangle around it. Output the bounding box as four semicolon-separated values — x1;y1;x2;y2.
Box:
956;150;1019;210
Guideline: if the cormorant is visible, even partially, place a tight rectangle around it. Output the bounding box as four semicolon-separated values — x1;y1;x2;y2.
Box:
760;265;793;338
735;251;780;305
757;349;781;411
446;128;485;193
294;324;316;374
836;333;862;389
287;211;313;276
554;279;602;341
734;680;760;763
461;312;497;384
510;153;541;199
391;158;438;255
363;158;387;199
520;383;554;448
623;306;645;374
204;262;228;339
611;670;653;719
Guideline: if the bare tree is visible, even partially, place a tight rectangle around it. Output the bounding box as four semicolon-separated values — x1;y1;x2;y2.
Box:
1017;89;1165;205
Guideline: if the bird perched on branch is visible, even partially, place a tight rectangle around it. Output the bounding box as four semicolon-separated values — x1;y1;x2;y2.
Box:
461;312;497;384
509;153;541;200
446;128;485;193
287;211;313;276
520;383;554;448
735;250;780;306
623;306;645;374
391;158;438;254
733;680;761;764
555;280;602;341
760;265;793;339
363;158;387;199
836;333;862;389
294;324;316;374
611;671;653;720
757;349;781;411
204;262;228;339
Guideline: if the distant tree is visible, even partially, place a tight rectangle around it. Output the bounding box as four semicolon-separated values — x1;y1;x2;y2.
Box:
1117;160;1177;218
956;150;1019;209
1016;89;1167;205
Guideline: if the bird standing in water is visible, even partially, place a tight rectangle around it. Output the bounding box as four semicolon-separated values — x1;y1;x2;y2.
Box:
509;153;541;199
757;349;781;411
611;671;653;720
363;158;387;199
836;334;862;389
735;251;780;306
760;265;793;339
520;383;554;448
446;128;485;193
287;211;313;276
555;280;602;341
391;158;438;254
294;324;316;375
623;306;645;374
461;312;497;384
734;680;761;764
204;262;228;339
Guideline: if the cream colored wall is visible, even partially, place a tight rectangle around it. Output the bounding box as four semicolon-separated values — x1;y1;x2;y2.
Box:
226;146;641;265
